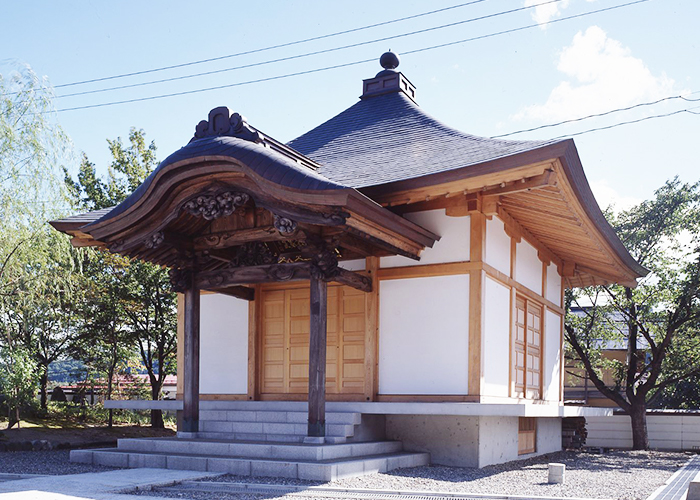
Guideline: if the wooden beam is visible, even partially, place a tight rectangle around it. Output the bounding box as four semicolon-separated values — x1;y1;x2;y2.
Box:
193;226;298;250
482;196;499;217
480;170;557;197
182;285;201;434
333;268;372;293
195;262;372;293
208;285;255;301
307;274;327;438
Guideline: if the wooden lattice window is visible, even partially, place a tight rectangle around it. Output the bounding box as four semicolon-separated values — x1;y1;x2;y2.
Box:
513;296;542;399
518;417;537;455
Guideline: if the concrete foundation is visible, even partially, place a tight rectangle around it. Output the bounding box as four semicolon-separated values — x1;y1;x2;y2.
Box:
386;414;562;468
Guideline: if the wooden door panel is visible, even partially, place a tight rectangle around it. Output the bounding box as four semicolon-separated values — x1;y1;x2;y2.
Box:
260;284;366;396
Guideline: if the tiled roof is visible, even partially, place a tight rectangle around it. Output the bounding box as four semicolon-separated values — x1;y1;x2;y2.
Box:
86;135;346;227
288;91;564;189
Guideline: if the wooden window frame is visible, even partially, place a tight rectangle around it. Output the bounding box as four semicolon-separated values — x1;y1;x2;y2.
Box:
512;295;544;399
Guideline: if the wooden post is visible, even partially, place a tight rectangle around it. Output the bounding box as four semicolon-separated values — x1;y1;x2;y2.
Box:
307;274;328;438
182;285;201;434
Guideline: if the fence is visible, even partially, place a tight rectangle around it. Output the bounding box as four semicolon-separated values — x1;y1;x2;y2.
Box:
586;412;700;450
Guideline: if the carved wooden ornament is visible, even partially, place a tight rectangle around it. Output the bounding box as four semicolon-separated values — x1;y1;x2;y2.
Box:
182;191;249;221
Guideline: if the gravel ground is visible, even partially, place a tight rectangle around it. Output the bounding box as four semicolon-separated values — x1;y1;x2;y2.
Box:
0;449;118;475
134;450;692;500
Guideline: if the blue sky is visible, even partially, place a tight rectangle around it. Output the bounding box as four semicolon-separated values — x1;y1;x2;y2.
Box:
3;0;698;210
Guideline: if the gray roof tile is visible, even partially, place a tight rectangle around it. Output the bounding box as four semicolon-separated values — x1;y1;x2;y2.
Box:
288;92;563;188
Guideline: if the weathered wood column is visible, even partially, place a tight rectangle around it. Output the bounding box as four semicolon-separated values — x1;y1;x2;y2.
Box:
307;272;328;437
182;284;201;433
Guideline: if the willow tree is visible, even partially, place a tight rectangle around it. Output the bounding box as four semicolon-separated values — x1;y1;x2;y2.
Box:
566;179;700;449
0;62;78;417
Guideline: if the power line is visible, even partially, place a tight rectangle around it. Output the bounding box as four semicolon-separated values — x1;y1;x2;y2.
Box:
51;0;649;114
56;0;564;100
53;0;491;90
549;107;700;140
492;94;700;138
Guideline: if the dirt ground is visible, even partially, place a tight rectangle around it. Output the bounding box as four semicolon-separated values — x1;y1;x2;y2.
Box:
0;423;175;448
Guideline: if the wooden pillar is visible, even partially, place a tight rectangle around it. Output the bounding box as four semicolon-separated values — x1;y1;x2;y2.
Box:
307;274;328;437
182;285;201;433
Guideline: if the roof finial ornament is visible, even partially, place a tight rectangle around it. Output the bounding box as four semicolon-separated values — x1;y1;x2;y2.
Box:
377;50;400;77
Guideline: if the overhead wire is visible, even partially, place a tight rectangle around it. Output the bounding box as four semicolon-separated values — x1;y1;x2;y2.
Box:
491;94;700;138
51;0;650;114
52;0;492;90
55;0;564;99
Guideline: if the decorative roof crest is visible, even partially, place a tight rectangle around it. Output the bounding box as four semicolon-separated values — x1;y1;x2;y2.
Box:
191;106;263;144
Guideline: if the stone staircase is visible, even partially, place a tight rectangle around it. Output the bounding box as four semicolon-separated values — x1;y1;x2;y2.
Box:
70;406;429;480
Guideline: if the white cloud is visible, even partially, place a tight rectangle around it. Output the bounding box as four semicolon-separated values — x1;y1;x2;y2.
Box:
525;0;597;28
525;0;569;27
590;179;642;212
514;26;676;122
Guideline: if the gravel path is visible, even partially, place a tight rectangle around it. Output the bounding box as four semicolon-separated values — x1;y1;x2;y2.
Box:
0;449;118;475
140;450;691;500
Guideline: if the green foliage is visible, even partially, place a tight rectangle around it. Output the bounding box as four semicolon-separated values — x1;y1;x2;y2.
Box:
0;344;40;426
566;178;700;446
64;129;176;428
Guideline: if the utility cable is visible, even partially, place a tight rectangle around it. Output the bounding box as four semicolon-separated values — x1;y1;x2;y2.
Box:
52;0;492;89
492;94;700;138
548;107;700;140
51;0;649;114
56;0;564;99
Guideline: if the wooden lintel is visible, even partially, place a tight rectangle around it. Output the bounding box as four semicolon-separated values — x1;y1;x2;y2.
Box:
208;285;255;301
389;193;477;215
333;268;372;293
195;262;312;289
193;226;297;250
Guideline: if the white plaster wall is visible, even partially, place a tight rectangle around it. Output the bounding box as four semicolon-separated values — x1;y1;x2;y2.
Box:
515;240;542;295
339;258;365;271
586;415;700;450
386;415;479;467
378;275;470;395
543;310;562;402
485;217;511;276
546;263;562;306
199;293;249;394
482;277;511;398
381;210;470;268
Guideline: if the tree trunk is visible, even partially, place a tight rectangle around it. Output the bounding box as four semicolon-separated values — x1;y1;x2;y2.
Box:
150;383;164;429
630;402;649;450
39;370;48;410
107;365;115;428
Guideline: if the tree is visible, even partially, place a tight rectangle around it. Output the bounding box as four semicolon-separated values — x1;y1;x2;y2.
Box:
0;343;39;428
65;129;177;428
0;62;77;415
566;179;700;449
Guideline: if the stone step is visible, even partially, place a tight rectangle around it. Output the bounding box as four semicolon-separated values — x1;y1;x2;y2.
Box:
199;410;362;426
198;420;355;438
194;432;348;444
70;447;429;481
116;438;402;461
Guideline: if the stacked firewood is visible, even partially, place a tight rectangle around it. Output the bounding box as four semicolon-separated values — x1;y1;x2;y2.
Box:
562;417;587;449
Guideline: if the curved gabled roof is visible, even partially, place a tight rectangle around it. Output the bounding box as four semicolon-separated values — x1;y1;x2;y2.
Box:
90;135;345;227
288;91;563;188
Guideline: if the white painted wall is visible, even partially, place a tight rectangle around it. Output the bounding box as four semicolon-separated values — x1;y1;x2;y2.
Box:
199;293;249;394
515;240;542;295
543;310;562;402
378;275;470;395
339;258;365;271
483;277;511;397
586;414;700;450
381;210;470;268
546;263;562;306
485;216;511;276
